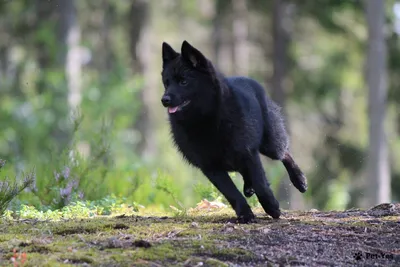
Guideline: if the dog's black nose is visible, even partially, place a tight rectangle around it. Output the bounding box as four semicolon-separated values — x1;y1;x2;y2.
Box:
161;95;171;106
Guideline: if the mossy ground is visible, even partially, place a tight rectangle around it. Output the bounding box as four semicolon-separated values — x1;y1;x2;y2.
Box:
1;204;399;267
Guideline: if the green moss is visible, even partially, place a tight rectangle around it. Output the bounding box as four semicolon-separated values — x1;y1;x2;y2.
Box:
204;258;229;267
132;242;187;262
59;254;94;264
0;234;14;242
0;208;398;266
52;219;114;235
25;245;53;254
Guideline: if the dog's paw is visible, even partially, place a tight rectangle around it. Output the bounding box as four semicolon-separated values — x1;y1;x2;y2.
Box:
266;208;281;219
243;186;255;198
236;212;256;224
294;173;308;193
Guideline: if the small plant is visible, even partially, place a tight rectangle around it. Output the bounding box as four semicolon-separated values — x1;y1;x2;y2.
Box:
10;195;140;220
194;181;222;202
155;172;186;215
84;194;139;215
11;248;27;267
30;113;112;210
0;160;36;216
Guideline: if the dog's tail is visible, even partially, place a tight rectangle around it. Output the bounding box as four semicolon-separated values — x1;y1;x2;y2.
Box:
282;152;308;193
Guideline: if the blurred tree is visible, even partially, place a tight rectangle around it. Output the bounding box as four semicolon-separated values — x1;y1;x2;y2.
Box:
58;0;82;117
212;0;234;74
231;0;249;75
0;0;399;212
271;0;290;114
364;0;391;206
212;0;224;69
35;0;71;150
286;0;366;210
387;1;400;202
129;0;157;162
270;0;305;209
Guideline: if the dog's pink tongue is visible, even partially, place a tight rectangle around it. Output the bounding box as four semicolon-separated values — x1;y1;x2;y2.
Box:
168;106;178;113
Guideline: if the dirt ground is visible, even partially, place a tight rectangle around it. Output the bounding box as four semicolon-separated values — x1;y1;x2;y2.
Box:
0;203;399;267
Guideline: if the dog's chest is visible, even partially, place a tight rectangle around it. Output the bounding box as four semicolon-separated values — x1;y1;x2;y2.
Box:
171;124;239;170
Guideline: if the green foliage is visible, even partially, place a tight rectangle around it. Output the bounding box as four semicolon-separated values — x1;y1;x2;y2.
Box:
0;160;35;216
17;113;110;210
83;194;140;215
155;172;186;212
296;0;363;35
7;195;139;220
194;182;221;201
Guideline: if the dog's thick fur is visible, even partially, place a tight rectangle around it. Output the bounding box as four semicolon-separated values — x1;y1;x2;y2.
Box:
161;41;307;223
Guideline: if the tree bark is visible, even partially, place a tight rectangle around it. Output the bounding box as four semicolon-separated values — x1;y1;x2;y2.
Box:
231;0;249;76
99;0;115;79
212;0;223;70
271;0;290;116
58;0;82;116
364;0;391;206
212;0;233;74
270;0;303;210
35;0;57;94
129;0;157;162
34;0;71;149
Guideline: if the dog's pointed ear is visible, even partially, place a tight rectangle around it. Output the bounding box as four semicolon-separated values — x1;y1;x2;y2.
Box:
162;42;179;65
181;40;208;70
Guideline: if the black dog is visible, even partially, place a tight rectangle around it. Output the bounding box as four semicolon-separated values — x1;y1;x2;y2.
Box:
161;40;307;223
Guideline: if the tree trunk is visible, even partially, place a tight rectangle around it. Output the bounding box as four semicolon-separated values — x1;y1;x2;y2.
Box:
364;0;391;206
211;0;233;74
231;0;248;75
212;0;223;69
271;0;290;115
99;0;115;80
35;0;71;149
35;0;56;94
129;0;157;162
58;0;82;117
270;0;303;210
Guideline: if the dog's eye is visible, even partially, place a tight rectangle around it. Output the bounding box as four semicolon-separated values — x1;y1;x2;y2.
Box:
179;79;188;86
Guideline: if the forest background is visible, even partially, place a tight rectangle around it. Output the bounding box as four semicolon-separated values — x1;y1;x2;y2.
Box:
0;0;399;216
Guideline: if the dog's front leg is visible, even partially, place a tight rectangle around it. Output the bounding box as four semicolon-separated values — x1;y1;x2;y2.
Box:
202;169;255;223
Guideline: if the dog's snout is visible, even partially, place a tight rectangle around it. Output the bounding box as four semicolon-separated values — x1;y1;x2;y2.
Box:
161;95;172;107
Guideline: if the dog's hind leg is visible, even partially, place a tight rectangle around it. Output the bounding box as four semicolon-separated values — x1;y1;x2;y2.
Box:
260;144;308;193
260;146;308;194
259;100;308;193
240;152;281;219
281;152;307;193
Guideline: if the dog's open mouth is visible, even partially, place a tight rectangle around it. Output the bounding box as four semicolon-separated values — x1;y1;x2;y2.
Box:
168;100;191;114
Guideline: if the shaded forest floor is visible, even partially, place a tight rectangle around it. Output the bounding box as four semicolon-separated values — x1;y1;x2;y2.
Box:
0;203;399;267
